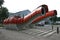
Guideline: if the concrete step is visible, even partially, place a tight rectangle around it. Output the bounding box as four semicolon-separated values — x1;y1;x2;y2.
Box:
35;30;56;38
21;29;44;35
35;30;52;37
21;29;56;38
43;30;56;37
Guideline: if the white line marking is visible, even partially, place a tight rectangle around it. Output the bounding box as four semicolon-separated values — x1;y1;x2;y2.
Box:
43;30;56;37
36;30;52;37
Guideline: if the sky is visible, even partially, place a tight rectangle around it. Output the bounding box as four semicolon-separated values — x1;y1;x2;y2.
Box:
3;0;60;17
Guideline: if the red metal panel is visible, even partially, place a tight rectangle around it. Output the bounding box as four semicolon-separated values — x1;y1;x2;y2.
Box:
11;18;17;24
8;16;21;24
3;19;9;24
3;19;6;24
32;10;57;23
3;4;48;24
24;9;41;23
23;4;48;23
8;17;17;24
17;18;24;24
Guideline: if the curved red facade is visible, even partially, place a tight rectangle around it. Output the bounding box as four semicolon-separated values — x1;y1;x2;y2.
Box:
3;5;57;25
41;4;48;13
10;17;17;24
3;10;57;24
17;18;24;24
3;16;19;24
23;4;48;23
24;9;42;23
3;4;57;30
3;19;9;24
32;10;57;24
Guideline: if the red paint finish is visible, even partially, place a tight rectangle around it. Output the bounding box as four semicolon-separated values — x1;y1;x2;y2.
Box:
8;16;21;24
3;10;57;24
10;17;17;24
23;4;48;23
3;19;9;24
3;19;6;24
3;4;49;24
17;18;24;24
24;9;41;23
32;10;57;23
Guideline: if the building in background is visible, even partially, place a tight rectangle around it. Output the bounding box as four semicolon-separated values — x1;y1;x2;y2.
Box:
9;10;31;18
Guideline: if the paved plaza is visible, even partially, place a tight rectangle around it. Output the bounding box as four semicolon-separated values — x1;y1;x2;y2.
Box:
0;25;60;40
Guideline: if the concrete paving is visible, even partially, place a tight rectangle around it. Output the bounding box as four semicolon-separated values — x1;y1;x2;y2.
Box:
0;29;42;40
0;25;60;40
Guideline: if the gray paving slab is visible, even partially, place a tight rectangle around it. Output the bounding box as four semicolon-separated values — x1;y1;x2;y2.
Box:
0;25;60;40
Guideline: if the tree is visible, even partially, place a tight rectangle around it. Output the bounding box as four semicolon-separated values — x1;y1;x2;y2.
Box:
56;17;60;21
0;0;4;6
0;7;9;23
50;15;57;24
0;0;9;23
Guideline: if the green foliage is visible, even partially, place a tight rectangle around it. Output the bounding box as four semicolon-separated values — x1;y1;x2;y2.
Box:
0;7;9;23
0;0;4;6
1;7;9;18
0;0;9;23
56;17;60;21
50;15;57;24
50;16;60;21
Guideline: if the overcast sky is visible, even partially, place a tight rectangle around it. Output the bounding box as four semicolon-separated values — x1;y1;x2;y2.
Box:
3;0;60;17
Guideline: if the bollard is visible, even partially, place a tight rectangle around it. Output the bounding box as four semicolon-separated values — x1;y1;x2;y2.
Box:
57;27;59;34
52;25;53;30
